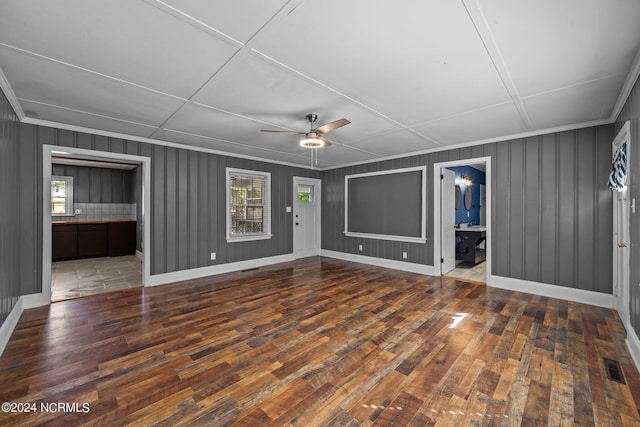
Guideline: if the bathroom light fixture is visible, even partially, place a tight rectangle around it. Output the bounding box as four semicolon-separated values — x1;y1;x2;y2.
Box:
460;174;472;186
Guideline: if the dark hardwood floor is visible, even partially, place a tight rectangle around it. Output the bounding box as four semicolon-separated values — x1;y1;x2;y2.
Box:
1;257;639;426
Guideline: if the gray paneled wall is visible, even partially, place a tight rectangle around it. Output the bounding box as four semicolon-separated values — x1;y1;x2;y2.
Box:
616;74;640;338
17;122;320;290
322;125;614;294
0;87;21;326
51;164;134;204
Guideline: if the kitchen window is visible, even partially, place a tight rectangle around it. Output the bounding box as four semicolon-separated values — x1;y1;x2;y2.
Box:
226;168;271;242
51;176;74;216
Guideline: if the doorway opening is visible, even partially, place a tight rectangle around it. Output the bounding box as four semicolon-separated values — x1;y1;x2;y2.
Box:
293;176;321;259
434;157;491;283
43;145;151;302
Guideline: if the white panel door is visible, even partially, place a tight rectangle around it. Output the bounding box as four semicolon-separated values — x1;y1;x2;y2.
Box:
293;177;321;259
612;123;630;325
441;169;456;274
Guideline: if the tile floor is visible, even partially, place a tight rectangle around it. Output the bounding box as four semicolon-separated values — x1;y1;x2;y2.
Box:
444;259;487;283
51;255;142;301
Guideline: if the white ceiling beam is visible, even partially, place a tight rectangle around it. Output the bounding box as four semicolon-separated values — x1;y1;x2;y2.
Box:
461;0;533;131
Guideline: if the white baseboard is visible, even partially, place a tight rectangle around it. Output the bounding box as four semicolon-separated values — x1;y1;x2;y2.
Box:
0;293;48;357
0;298;23;358
145;253;296;287
487;274;614;308
321;250;436;276
135;250;143;262
625;322;640;374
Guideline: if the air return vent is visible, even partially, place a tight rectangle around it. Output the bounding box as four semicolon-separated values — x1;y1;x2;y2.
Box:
603;358;626;384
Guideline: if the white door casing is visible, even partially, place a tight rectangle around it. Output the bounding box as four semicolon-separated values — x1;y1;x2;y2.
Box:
441;168;456;274
612;121;631;325
293;177;321;258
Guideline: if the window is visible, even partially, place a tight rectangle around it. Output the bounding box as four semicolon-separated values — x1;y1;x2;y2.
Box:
51;176;74;216
226;168;271;242
297;184;314;203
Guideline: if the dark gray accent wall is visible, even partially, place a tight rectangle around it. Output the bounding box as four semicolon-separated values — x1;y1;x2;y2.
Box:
348;170;423;238
0;88;21;326
616;74;640;338
322;125;614;294
51;164;134;204
16;123;320;292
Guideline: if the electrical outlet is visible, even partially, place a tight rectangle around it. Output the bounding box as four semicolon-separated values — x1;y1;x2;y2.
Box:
402;252;408;259
211;252;216;261
358;245;363;251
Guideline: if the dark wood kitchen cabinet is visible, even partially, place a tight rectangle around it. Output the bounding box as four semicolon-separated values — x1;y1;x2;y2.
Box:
108;221;136;256
52;221;136;260
77;223;108;258
52;224;78;261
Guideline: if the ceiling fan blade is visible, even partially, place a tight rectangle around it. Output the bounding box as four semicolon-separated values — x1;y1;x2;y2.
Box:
260;129;305;135
318;136;331;147
316;118;350;134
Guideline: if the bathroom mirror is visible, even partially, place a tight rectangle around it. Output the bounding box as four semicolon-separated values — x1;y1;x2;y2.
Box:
464;187;472;210
455;185;461;209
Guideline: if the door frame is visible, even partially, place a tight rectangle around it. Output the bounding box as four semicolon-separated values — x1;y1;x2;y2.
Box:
440;168;457;274
612;121;631;324
292;176;322;258
43;145;151;302
433;157;492;278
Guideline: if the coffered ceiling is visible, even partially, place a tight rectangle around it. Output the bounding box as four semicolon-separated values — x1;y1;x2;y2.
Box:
1;1;639;169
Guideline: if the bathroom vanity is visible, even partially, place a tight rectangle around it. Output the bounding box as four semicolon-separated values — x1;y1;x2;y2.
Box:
455;226;486;264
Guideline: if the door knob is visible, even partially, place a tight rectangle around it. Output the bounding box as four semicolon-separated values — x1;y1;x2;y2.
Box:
618;242;628;248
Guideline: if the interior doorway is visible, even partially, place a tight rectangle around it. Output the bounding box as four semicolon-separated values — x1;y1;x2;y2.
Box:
293;176;321;259
43;145;151;302
434;157;491;283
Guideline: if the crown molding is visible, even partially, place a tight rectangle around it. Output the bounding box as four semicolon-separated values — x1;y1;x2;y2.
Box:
21;117;317;171
611;46;640;121
0;65;24;120
324;117;613;171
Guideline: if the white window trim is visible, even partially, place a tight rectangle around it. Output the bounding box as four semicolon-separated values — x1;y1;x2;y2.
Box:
226;167;272;243
51;175;74;217
344;166;427;244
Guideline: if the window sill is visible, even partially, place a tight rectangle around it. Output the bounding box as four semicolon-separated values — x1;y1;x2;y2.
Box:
226;234;273;243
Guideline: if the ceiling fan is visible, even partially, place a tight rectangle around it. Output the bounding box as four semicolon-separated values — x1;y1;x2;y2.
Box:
261;113;350;148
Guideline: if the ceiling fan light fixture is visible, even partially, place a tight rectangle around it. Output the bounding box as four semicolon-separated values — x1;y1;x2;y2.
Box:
300;133;326;148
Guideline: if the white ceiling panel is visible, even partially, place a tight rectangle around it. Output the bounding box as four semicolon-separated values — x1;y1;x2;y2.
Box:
345;129;439;157
412;102;528;145
194;53;401;140
1;2;639;169
308;145;380;167
0;46;185;127
478;0;640;97
252;0;512;124
156;0;291;44
19;100;158;138
162;103;324;155
0;0;239;98
155;128;314;166
523;75;626;129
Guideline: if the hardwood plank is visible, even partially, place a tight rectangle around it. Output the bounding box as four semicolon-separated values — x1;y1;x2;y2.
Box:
0;257;638;425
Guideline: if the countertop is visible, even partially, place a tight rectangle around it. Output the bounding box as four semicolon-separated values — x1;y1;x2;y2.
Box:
455;225;486;232
52;219;136;225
